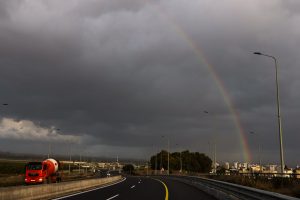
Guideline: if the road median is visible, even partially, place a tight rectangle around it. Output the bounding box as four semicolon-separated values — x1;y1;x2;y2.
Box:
0;175;123;200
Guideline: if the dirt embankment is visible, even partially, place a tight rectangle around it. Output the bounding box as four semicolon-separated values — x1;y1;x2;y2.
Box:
210;175;300;198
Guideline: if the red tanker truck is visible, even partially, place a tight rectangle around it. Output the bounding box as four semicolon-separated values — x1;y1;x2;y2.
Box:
25;158;62;184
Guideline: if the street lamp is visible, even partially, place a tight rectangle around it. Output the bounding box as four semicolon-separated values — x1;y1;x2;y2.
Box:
69;143;72;174
162;136;170;175
176;144;182;173
168;139;170;175
249;131;262;172
155;150;158;175
152;144;158;175
160;147;163;174
253;52;285;174
203;111;217;174
48;128;61;159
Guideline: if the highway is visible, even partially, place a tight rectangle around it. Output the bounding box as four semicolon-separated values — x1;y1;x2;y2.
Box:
54;176;217;200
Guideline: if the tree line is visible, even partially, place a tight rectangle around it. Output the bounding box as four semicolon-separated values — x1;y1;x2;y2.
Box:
150;150;212;173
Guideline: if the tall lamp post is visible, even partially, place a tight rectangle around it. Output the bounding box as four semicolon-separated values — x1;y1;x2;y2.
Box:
204;111;217;174
162;136;170;175
155;150;158;175
160;150;163;174
152;144;158;175
176;144;182;173
253;52;285;174
250;131;262;172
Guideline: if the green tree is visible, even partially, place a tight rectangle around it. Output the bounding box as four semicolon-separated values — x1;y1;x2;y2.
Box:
123;164;135;174
150;150;168;170
150;150;212;173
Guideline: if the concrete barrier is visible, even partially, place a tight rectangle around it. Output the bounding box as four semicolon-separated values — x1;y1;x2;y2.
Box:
0;176;123;200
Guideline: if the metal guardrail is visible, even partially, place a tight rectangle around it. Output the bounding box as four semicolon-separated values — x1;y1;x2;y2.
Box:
170;175;300;200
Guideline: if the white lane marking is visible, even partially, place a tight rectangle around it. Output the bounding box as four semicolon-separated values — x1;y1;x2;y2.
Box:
52;178;126;200
106;194;119;200
130;185;135;189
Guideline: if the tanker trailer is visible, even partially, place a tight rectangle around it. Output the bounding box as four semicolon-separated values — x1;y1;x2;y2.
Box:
25;158;62;184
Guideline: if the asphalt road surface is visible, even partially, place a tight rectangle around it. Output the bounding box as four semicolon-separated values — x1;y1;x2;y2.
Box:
54;176;216;200
159;176;217;200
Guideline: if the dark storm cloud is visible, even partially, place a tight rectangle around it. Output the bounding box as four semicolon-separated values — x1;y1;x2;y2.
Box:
280;0;300;15
69;0;158;18
0;0;21;19
0;0;299;165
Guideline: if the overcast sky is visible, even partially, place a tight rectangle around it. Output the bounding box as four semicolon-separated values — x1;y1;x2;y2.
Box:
0;0;299;166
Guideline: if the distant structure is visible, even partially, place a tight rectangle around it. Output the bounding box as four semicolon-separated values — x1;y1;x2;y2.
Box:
218;161;299;178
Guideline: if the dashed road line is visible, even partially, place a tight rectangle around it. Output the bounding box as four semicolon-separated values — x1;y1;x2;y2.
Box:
130;185;136;189
106;194;119;200
52;178;126;200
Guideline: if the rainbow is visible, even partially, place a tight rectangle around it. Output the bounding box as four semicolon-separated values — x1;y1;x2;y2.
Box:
150;3;252;162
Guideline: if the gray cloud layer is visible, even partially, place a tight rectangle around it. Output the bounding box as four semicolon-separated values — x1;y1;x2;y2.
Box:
0;0;300;165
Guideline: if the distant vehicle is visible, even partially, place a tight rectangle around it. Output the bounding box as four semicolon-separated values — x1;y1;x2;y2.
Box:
106;172;111;177
25;158;62;184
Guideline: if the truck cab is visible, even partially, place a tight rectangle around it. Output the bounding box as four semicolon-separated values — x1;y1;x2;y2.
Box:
25;162;46;184
25;159;61;184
